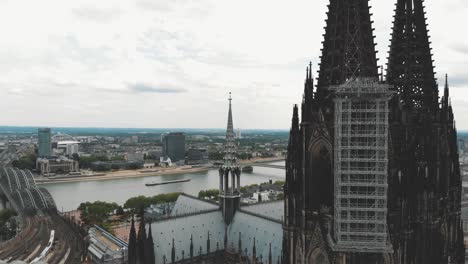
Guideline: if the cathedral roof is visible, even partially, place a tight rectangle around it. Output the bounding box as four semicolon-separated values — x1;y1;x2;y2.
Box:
170;193;219;217
240;200;284;222
228;210;283;262
149;195;284;262
151;210;226;263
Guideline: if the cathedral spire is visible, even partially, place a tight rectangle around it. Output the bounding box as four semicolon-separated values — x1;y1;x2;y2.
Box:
171;238;176;264
136;209;147;264
224;226;228;249
317;0;378;97
304;63;314;104
190;234;194;259
128;217;137;264
444;74;450;108
309;61;313;80
387;0;438;109
219;92;241;225
252;237;257;262
292;105;299;132
268;243;272;264
223;92;237;167
145;224;155;264
238;232;242;254
207;231;211;254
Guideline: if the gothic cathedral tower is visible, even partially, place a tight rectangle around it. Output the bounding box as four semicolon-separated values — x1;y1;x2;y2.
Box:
282;0;464;263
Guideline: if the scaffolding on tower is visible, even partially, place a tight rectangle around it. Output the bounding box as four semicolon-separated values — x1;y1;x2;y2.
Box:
331;77;394;253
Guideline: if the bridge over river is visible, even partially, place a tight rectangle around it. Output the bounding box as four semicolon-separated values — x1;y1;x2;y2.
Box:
241;159;286;170
243;163;285;169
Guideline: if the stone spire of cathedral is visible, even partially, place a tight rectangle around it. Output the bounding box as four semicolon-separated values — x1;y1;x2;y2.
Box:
128;217;137;264
387;0;438;109
136;210;147;264
190;234;194;259
207;231;211;254
238;232;242;254
252;237;257;262
145;224;155;264
443;74;450;109
219;92;241;225
268;243;272;264
171;238;176;264
223;92;237;168
316;0;379;98
224;226;228;249
304;62;313;102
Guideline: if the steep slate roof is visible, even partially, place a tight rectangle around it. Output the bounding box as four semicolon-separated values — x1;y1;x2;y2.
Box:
170;194;219;217
228;211;283;262
240;201;284;222
151;210;226;263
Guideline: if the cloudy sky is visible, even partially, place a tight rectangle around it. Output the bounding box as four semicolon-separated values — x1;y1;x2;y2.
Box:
0;0;467;129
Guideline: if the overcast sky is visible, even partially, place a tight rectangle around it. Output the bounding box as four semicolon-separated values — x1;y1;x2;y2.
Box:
0;0;467;129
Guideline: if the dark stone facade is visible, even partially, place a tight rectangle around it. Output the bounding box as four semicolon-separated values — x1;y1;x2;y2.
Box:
282;0;464;263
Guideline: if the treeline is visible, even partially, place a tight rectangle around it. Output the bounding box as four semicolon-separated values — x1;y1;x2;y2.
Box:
0;209;17;240
78;154;124;169
11;153;37;170
78;201;122;226
75;193;185;234
198;189;220;199
123;193;181;211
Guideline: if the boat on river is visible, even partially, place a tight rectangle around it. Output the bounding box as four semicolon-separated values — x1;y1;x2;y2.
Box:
242;166;253;173
145;178;191;186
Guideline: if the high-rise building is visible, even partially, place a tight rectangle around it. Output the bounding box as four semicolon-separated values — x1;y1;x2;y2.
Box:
187;148;208;165
283;0;464;263
162;132;186;163
38;128;52;157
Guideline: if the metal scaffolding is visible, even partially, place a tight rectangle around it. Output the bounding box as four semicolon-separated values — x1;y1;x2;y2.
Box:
332;77;393;253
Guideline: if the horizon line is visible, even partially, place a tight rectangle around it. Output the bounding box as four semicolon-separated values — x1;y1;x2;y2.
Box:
0;125;289;131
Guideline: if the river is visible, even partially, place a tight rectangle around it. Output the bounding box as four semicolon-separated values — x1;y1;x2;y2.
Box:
42;162;285;211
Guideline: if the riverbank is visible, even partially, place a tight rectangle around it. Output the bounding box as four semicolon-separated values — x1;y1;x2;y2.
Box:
35;166;210;185
35;157;284;185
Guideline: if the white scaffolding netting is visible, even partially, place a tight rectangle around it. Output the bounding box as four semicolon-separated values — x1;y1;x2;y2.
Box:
332;78;393;253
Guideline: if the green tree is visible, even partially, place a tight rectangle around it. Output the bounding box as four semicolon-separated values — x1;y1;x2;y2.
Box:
123;196;150;211
79;155;109;169
78;201;119;225
198;189;220;200
116;206;124;215
123;193;181;212
12;153;37;170
274;180;285;186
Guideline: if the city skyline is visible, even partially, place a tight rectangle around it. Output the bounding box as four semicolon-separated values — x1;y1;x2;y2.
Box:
0;0;467;129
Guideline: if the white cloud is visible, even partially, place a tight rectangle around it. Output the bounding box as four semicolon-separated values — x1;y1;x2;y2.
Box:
0;0;466;129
